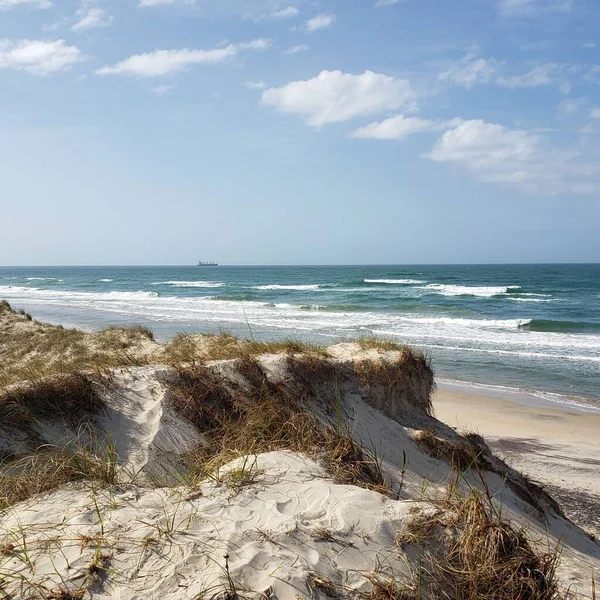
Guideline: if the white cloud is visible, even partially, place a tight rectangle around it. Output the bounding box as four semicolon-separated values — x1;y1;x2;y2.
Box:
591;107;600;119
0;39;84;75
305;13;335;33
496;63;569;93
558;97;586;116
582;42;596;49
351;115;434;139
284;44;309;55
96;39;271;77
72;5;113;32
426;119;599;194
150;84;173;95
350;115;463;140
498;0;572;16
261;70;417;127
375;0;400;6
245;80;266;90
139;0;193;7
438;53;497;88
0;0;51;9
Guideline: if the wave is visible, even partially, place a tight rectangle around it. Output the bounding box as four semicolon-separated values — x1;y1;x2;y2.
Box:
364;278;425;285
99;279;114;283
26;277;60;282
154;281;225;288
255;284;323;291
519;319;600;334
419;284;520;297
105;291;159;299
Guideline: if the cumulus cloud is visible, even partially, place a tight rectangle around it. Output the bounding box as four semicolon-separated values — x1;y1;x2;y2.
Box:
261;70;417;127
351;115;463;140
351;115;434;139
426;119;599;194
375;0;401;6
0;0;51;9
284;44;309;55
72;3;113;32
591;107;600;119
305;13;335;32
96;39;270;77
0;38;84;75
438;53;497;88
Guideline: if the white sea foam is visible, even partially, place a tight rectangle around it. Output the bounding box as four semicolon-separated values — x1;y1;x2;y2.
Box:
364;279;425;285
155;281;225;288
255;284;322;291
419;284;519;297
2;285;599;369
99;279;114;283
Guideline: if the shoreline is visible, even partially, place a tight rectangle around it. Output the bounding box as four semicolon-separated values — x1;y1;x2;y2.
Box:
434;387;600;536
3;298;600;416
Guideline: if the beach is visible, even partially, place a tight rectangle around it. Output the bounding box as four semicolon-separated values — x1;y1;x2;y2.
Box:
434;388;600;536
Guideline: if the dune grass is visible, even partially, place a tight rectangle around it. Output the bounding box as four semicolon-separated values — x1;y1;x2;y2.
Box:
0;301;157;387
165;356;392;496
399;489;566;600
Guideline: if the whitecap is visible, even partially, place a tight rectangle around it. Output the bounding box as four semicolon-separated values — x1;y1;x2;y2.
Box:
419;284;519;297
364;278;424;285
255;284;322;291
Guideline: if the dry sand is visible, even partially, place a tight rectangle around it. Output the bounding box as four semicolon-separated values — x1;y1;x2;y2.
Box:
434;388;600;536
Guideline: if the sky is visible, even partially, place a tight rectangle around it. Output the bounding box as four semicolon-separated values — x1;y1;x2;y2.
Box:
0;0;599;265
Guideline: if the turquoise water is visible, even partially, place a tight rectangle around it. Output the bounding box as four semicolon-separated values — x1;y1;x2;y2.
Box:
1;264;599;408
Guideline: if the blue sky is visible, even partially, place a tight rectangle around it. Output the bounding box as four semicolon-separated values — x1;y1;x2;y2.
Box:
1;0;599;265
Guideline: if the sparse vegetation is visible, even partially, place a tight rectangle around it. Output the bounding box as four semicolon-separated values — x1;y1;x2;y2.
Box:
0;442;119;511
0;301;156;386
165;358;392;496
160;331;328;366
399;489;567;600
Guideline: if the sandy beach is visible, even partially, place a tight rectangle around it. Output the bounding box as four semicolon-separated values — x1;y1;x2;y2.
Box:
434;388;600;536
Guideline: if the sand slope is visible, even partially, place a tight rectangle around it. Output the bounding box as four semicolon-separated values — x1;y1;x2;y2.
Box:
1;347;599;599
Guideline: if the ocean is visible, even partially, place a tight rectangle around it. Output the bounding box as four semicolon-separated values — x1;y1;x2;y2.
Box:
1;264;599;411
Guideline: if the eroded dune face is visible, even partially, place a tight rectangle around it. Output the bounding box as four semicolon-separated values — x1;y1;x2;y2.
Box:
0;342;599;599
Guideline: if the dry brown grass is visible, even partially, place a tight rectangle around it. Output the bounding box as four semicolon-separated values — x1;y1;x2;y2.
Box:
0;442;119;511
0;301;157;387
356;337;407;352
399;490;567;600
160;331;328;367
414;429;481;472
165;358;391;496
0;373;105;433
354;350;435;416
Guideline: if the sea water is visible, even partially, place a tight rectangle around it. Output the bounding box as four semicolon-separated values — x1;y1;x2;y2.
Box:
1;264;599;409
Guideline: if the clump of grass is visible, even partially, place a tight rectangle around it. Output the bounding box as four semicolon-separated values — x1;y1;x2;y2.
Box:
0;302;156;386
0;373;104;433
414;429;480;472
166;359;391;496
0;442;119;511
400;490;566;600
161;332;328;367
356;337;406;352
354;350;434;416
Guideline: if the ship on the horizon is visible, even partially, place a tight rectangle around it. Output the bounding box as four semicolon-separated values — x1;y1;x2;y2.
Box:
197;261;219;266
